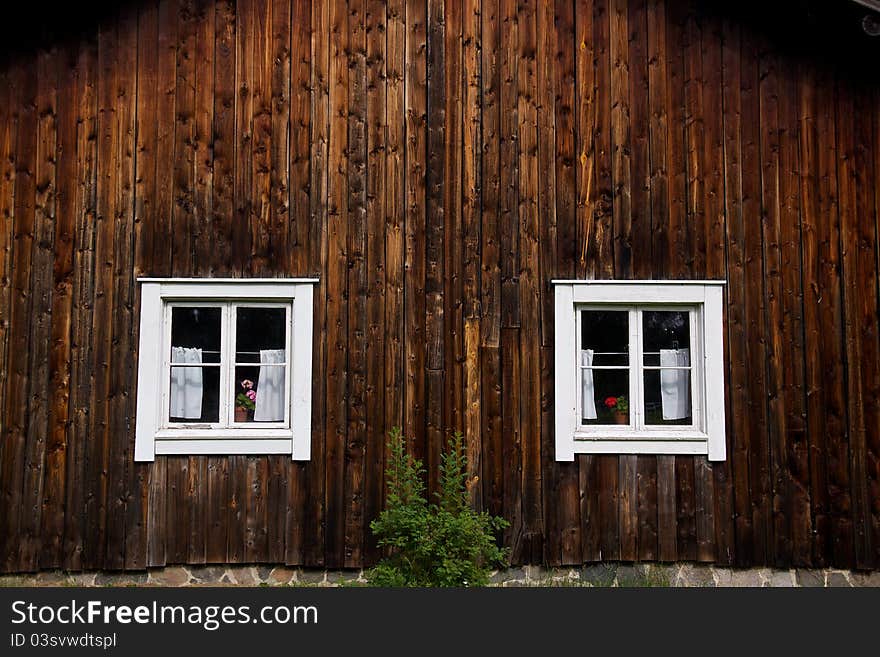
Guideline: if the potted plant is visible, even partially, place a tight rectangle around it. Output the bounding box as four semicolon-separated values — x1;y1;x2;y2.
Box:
235;379;256;422
604;395;628;424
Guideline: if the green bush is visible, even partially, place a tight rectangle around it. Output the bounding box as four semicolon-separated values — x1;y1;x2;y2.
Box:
366;428;510;587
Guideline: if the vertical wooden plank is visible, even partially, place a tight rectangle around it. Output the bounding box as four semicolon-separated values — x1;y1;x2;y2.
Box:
269;0;291;276
324;0;349;567
442;0;464;459
0;72;14;446
627;0;650;278
517;0;543;563
233;0;253;275
425;0;445;497
579;0;612;279
266;455;286;563
647;0;668;278
578;455;600;561
206;456;229;563
501;327;523;561
211;0;235;275
480;0;502;521
555;0;575;281
363;0;387;564
839;79;876;569
777;55;811;567
404;0;427;466
609;0;631;279
871;83;880;568
721;16;750;567
740;22;772;564
288;0;310;276
694;458;715;562
82;19;119;570
664;0;687;279
166;456;190;563
598;454;620;560
797;56;828;567
384;0;405;440
618;456;638;561
104;8;138;570
249;0;273;274
188;456;208;564
65;40;98;571
0;69;18;568
226;455;246;563
344;0;367;568
498;0;521;562
759;45;790;566
637;456;658;561
193;0;217;275
304;0;329;567
172;0;197;276
682;3;703;278
675;455;696;561
245;455;268;561
536;0;560;564
656;456;677;560
814;65;852;567
20;48;57;571
462;0;482;511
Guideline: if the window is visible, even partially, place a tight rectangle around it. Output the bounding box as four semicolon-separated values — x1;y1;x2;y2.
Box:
134;279;317;461
553;280;726;461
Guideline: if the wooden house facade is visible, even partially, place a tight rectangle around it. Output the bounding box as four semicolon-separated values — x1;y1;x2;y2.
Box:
1;0;880;573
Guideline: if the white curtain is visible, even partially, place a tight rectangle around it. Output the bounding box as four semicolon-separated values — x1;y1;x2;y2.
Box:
581;349;598;420
660;348;690;420
170;346;203;419
254;349;286;422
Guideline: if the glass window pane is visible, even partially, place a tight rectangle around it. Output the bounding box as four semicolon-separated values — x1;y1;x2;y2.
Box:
169;365;220;423
642;310;690;364
644;370;692;425
581;310;629;366
170;306;222;363
581;367;630;426
235;307;287;363
234;364;287;423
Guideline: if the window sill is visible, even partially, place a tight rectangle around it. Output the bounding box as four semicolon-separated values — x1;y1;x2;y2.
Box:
570;437;709;457
155;428;292;439
153;429;295;456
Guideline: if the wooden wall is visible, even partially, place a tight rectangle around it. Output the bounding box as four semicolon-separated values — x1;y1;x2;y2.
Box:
1;0;879;573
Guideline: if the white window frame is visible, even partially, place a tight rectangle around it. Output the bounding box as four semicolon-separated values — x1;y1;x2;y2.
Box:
553;280;726;462
134;278;318;461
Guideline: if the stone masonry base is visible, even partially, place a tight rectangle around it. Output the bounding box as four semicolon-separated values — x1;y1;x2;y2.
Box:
1;563;878;587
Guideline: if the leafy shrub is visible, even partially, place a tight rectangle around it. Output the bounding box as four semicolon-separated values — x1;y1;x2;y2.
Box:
367;428;509;587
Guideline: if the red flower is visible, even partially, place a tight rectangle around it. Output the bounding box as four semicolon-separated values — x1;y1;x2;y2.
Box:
604;396;618;409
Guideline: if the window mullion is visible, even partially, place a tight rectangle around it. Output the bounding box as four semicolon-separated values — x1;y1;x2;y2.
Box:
691;307;702;431
161;302;172;429
629;307;641;430
221;302;233;427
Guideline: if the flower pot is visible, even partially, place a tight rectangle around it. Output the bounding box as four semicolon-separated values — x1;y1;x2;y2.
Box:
612;411;628;425
235;407;250;423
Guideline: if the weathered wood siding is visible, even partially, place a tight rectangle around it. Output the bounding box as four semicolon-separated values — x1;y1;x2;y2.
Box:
1;0;879;572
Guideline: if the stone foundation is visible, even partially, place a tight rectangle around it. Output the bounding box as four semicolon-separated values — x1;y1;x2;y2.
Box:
1;564;878;587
